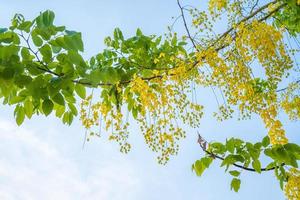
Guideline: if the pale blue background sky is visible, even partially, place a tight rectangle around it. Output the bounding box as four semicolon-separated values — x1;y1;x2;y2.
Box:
0;0;299;199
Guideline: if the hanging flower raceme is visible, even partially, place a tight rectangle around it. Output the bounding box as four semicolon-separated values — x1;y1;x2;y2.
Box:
285;168;300;200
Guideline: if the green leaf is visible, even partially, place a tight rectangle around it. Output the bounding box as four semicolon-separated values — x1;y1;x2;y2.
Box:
201;157;213;167
21;47;30;60
87;67;120;85
288;154;298;168
229;170;241;177
252;159;262;173
24;99;34;119
62;111;73;125
194;160;205;176
36;10;55;28
43;10;55;27
114;28;124;41
265;162;276;170
42;99;54;116
226;138;235;153
262;136;270;147
32;33;43;47
68;103;78;116
284;143;300;153
231;178;241;192
52;93;65;106
221;155;245;167
132;108;138;119
62;111;69;124
68;50;84;65
141;69;154;78
75;84;86;99
10;96;25;105
64;33;84;51
136;28;143;36
55;105;65;118
275;147;289;163
193;157;213;177
40;44;52;63
52;46;61;54
209;142;226;154
103;67;120;84
18;21;32;32
15;106;25;126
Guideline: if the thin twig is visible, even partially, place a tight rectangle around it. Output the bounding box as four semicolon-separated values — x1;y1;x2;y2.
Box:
177;0;198;51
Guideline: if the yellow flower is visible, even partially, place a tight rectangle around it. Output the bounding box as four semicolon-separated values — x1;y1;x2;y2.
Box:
285;168;300;200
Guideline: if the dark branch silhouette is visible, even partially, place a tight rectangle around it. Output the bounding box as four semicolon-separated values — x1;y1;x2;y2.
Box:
197;133;283;172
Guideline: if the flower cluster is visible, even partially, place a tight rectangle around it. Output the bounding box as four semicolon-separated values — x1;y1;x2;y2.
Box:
281;83;300;121
285;168;300;200
208;0;228;14
131;72;204;164
80;94;131;153
192;19;292;145
80;64;204;163
260;105;288;145
235;21;292;87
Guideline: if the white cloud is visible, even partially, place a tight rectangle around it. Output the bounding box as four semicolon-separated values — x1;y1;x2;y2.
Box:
0;119;140;200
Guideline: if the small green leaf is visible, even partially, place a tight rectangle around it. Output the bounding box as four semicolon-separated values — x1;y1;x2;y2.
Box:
68;103;78;116
52;46;61;54
18;21;32;32
193;157;213;177
52;93;65;106
42;99;54;116
226;138;235;153
136;28;143;36
252;159;262;173
132;108;138;119
262;136;270;147
24;99;33;118
75;84;86;99
15;106;25;126
32;34;43;47
114;28;124;41
40;44;52;63
265;162;276;170
55;105;65;118
21;47;30;60
231;178;241;192
62;111;73;125
194;160;205;176
68;50;85;66
229;170;240;177
221;155;245;167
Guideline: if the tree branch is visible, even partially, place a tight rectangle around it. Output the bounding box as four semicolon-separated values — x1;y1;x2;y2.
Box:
197;133;282;172
177;0;198;51
24;1;287;89
276;79;300;93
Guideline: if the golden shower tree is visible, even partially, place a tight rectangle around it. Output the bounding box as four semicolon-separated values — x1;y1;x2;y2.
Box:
0;0;299;198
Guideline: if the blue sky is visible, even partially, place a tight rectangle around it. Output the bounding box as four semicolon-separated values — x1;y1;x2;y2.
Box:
0;0;299;199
